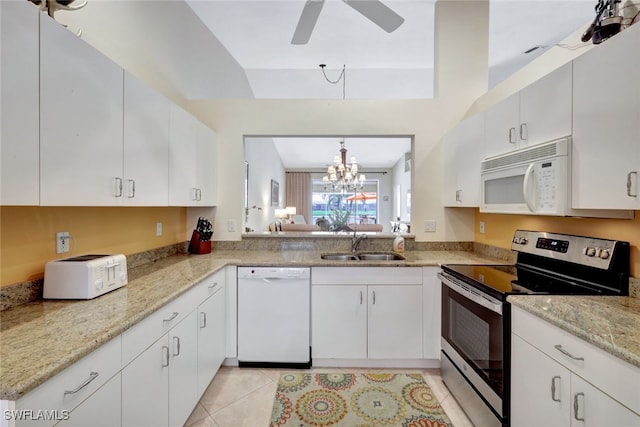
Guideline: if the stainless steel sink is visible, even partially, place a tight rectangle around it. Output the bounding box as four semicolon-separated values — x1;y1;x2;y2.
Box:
320;252;405;261
320;253;359;261
357;252;406;261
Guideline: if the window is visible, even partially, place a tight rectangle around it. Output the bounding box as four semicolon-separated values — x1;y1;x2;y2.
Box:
311;179;379;228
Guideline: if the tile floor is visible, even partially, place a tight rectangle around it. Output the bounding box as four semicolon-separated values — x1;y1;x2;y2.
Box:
184;366;474;427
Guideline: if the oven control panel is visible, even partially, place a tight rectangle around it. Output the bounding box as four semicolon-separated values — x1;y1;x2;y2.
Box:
511;230;621;269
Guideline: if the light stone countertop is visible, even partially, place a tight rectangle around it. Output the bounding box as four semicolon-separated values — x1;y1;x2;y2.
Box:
508;295;640;369
0;249;501;401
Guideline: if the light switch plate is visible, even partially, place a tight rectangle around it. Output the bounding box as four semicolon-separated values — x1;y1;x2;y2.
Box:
424;220;436;232
156;222;163;236
227;219;236;232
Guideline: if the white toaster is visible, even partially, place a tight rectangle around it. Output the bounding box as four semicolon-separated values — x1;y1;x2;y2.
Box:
44;254;128;299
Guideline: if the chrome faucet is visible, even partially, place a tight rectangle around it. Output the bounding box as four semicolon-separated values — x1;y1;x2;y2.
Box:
351;231;367;253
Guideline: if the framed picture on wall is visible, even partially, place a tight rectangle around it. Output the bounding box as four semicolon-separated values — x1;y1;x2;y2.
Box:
271;179;279;206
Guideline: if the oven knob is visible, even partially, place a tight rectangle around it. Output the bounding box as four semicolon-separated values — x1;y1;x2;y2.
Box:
95;280;104;291
599;249;611;260
583;247;596;257
519;237;528;245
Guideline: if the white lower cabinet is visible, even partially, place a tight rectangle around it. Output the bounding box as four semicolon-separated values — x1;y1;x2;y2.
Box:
311;267;423;361
312;285;368;359
511;306;640;426
197;283;226;396
168;311;198;427
15;337;122;427
56;374;121;427
121;334;170;427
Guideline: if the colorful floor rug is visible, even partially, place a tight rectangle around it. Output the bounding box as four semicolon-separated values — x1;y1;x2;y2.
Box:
270;372;453;427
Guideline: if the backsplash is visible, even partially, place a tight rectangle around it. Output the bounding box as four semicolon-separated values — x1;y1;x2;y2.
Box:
2;238;637;311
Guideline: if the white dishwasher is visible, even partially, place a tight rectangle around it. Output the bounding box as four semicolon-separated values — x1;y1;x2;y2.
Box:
237;267;311;368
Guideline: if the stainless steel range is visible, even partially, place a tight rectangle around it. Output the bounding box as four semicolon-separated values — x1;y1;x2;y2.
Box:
438;230;630;427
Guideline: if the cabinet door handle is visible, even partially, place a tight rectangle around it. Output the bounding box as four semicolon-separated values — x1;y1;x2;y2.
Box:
191;188;198;201
197;188;202;201
508;127;517;144
573;392;585;421
200;312;207;328
372;291;376;305
208;282;219;291
627;171;637;197
64;372;99;395
519;123;528;141
554;344;584;361
173;336;181;356
550;376;561;402
115;177;123;197
455;190;461;202
360;291;363;305
127;179;136;198
162;346;170;367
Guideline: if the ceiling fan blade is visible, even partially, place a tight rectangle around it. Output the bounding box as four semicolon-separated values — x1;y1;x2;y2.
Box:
342;0;404;33
291;0;325;45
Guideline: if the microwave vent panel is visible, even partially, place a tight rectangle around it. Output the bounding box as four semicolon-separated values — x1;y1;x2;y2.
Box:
481;137;570;171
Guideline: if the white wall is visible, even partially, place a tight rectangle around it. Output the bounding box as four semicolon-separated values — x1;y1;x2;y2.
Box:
244;138;286;232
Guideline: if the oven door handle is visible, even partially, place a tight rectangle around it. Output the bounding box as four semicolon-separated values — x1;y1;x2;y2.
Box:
438;272;503;314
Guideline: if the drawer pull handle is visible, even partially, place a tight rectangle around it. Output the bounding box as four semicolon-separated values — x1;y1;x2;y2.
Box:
550;376;561;402
163;312;179;323
573;392;585;421
554;345;584;361
162;346;170;367
64;372;99;395
208;282;219;290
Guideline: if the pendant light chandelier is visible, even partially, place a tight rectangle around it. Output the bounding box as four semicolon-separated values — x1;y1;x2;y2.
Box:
322;141;366;193
318;64;366;193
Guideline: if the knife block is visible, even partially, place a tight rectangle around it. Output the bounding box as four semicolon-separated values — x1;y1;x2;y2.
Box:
188;230;211;254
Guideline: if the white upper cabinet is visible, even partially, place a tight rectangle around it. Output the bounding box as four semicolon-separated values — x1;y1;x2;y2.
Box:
169;104;198;206
195;120;218;206
484;92;520;158
169;104;217;206
572;24;640;210
1;1;40;205
39;16;124;206
443;113;484;207
484;62;572;159
123;71;170;206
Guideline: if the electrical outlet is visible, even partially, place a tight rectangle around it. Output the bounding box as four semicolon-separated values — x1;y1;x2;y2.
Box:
156;222;163;236
479;221;486;234
56;231;70;254
424;220;436;232
227;219;236;232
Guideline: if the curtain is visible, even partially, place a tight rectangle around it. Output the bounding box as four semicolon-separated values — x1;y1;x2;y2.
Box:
285;172;312;224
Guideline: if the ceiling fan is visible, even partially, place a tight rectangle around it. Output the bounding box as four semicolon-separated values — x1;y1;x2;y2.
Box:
291;0;405;45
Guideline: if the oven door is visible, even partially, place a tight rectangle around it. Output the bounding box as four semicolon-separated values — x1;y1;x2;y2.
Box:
439;272;507;419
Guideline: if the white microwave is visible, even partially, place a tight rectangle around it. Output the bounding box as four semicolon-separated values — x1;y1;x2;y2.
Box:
480;137;632;218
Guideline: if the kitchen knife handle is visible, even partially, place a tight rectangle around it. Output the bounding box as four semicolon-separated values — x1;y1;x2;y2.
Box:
64;372;99;395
